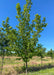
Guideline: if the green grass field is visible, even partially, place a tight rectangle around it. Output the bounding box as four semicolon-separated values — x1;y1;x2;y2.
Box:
20;68;54;75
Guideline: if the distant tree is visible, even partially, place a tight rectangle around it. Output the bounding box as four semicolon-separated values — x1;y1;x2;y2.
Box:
47;49;54;63
36;44;46;66
1;0;47;75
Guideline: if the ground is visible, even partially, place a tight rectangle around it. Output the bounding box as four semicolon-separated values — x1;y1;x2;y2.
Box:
20;68;54;75
0;56;54;75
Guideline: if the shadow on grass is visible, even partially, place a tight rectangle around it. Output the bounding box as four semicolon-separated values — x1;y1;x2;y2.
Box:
0;64;54;75
14;63;54;74
27;64;54;72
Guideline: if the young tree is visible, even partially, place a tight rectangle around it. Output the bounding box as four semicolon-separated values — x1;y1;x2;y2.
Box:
0;18;13;74
1;17;18;56
47;49;54;63
0;29;9;75
1;0;47;75
36;44;46;67
16;0;47;74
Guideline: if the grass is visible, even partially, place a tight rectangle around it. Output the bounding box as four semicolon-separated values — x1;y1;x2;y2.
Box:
20;68;54;75
0;56;53;66
0;56;54;75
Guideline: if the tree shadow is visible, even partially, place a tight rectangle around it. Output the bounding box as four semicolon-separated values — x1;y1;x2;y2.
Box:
14;64;54;74
27;64;54;72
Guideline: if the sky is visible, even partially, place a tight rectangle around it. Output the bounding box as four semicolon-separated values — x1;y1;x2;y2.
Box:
0;0;54;51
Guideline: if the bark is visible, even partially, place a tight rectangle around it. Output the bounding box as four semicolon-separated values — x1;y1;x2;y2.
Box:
41;57;42;67
52;58;53;63
26;61;28;75
1;56;4;75
1;50;4;75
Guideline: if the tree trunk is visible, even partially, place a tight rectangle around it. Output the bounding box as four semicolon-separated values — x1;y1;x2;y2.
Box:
52;58;53;64
41;57;42;67
1;50;4;75
1;56;4;75
26;61;28;75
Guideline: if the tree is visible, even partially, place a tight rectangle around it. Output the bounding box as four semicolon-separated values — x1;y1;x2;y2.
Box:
1;17;18;56
0;29;10;75
16;0;47;74
0;18;13;74
47;49;54;63
1;0;47;75
36;44;46;67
